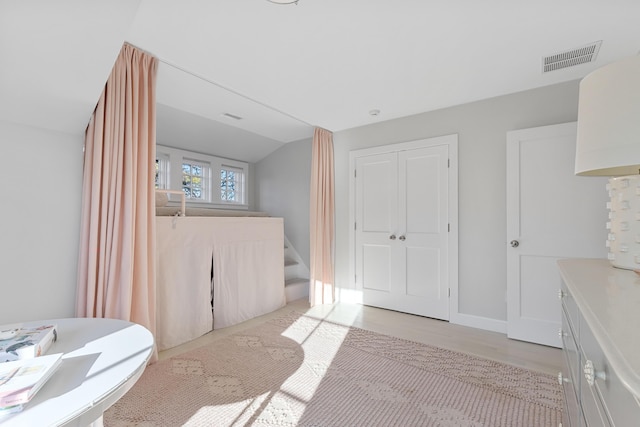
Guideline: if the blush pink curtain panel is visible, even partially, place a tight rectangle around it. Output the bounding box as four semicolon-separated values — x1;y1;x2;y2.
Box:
76;44;158;354
310;128;335;306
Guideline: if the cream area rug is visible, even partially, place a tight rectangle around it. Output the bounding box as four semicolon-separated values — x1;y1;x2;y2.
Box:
104;312;562;427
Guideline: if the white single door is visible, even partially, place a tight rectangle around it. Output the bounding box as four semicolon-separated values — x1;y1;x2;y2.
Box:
356;144;449;320
506;122;608;347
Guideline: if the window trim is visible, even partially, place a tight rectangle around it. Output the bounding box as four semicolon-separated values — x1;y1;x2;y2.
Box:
157;145;249;209
181;157;211;202
155;153;170;190
220;165;245;205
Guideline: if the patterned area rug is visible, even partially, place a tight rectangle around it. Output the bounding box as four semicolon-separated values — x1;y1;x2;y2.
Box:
104;312;562;426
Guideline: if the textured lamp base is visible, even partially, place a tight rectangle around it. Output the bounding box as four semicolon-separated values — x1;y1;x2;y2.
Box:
606;175;640;270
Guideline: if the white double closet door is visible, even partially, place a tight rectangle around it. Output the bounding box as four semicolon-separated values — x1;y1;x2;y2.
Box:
353;136;453;320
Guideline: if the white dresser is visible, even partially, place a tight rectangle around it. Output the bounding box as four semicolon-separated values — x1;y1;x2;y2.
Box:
558;259;640;426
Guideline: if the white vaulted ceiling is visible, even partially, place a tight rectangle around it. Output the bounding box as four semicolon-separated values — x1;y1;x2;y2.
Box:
3;0;640;162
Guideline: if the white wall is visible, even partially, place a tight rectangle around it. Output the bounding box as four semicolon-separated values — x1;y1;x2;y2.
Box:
247;163;258;211
0;79;581;328
333;80;581;322
0;120;83;324
255;138;312;267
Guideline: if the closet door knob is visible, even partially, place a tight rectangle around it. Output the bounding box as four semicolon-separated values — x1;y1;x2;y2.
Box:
389;235;396;240
399;235;406;241
510;240;520;248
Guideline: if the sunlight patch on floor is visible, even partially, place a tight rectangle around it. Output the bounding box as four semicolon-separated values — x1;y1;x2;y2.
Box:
254;306;359;424
184;394;269;426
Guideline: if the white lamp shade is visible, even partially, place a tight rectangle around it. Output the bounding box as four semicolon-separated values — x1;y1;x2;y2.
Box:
575;55;640;176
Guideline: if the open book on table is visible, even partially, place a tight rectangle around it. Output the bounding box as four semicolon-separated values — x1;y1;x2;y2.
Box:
0;324;58;362
0;352;63;409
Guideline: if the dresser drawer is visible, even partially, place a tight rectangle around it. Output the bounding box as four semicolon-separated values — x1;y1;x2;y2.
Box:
580;379;611;427
561;346;581;427
560;280;579;337
579;311;640;426
600;367;640;427
561;308;580;389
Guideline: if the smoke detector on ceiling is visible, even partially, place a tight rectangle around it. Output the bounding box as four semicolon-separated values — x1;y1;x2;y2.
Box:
542;41;602;73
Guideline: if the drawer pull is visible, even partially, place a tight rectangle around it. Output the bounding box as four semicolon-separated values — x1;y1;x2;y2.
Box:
557;371;570;385
558;328;568;338
583;359;606;386
558;289;565;300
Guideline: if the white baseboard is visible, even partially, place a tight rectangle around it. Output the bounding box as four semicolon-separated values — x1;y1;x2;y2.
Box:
335;287;506;335
335;287;362;304
450;312;507;334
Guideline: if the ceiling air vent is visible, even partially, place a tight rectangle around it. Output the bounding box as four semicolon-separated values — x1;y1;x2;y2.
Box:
542;41;602;73
221;112;243;120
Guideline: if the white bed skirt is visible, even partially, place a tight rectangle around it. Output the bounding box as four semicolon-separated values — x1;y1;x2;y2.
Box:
155;217;286;351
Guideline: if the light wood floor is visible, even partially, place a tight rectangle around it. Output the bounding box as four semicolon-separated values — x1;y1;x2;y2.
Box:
160;299;562;376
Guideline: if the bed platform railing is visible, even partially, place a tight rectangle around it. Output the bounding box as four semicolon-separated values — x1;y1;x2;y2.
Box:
155;189;186;216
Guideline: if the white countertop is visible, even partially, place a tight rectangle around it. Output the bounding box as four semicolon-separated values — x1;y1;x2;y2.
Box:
0;318;153;426
557;258;640;399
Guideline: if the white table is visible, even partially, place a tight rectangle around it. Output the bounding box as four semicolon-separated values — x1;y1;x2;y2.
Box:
0;318;154;426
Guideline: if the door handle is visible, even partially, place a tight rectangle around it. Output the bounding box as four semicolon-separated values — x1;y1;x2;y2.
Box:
510;240;519;248
399;235;406;241
389;235;396;240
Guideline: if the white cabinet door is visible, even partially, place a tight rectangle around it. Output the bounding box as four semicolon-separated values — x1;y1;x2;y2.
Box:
506;122;608;347
355;144;450;320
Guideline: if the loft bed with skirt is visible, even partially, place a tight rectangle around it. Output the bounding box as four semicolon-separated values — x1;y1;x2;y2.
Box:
154;190;286;351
